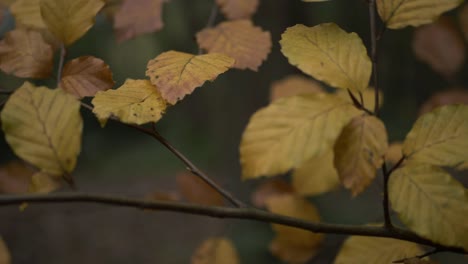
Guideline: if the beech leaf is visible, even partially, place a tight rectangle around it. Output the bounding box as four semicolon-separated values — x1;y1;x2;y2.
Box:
270;75;324;102
28;171;61;194
191;238;239;264
196;20;271;71
176;172;224;206
216;0;259;20
146;51;234;104
10;0;46;29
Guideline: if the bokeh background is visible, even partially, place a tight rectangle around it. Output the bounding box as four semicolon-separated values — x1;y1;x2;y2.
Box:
0;0;467;263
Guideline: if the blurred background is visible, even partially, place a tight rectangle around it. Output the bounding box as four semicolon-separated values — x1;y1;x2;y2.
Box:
0;0;467;263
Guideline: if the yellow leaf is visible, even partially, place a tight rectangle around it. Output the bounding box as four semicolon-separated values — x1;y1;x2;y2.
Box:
28;171;61;193
113;0;165;42
1;82;83;176
176;172;224;206
0;160;34;194
60;56;115;98
251;179;294;208
336;87;383;113
280;23;371;92
0;237;10;264
389;164;468;250
216;0;259;20
240;93;360;179
292;149;340;196
334;115;388;196
403;104;468;169
191;238;239;264
196;20;271;71
386;141;404;164
334;236;424;264
376;0;463;29
0;28;53;78
92;79;167;126
10;0;47;29
270;75;324;102
146;51;234;104
265;194;323;264
40;0;105;46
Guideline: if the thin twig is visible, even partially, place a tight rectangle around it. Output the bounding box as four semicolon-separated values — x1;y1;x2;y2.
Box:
368;0;380;116
393;248;442;263
198;1;218;54
56;43;66;87
347;90;373;115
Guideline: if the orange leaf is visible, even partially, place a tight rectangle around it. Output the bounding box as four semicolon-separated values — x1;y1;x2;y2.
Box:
419;89;468;115
251;179;294;208
0;160;34;194
146;50;234;104
270;75;324;102
176;172;224;206
60;56;114;98
196;20;271;71
0;28;53;78
216;0;259;20
113;0;165;42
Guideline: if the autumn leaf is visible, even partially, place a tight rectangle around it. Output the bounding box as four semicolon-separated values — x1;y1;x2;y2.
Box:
280;23;371;92
265;194;323;264
0;28;53;78
386;142;404;164
113;0;165;42
251;179;294;208
216;0;259;20
92;79;167;126
146;51;234;104
240;93;360;179
334;236;424;264
40;0;105;45
292;149;340;196
412;18;465;78
403;104;468;169
270;75;324;102
28;171;61;194
334;115;388;196
0;237;10;264
60;56;114;98
0;160;34;194
1;82;83;176
389;164;468;250
196;20;271;71
376;0;463;29
419;89;468;115
191;238;239;264
10;0;47;29
176;172;224;206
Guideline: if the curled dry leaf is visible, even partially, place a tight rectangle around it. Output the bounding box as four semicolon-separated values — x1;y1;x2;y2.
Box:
251;179;294;208
146;51;234;104
385;142;404;164
0;237;10;264
60;56;114;98
176;172;224;206
10;0;46;29
0;28;53;78
412;18;465;78
191;238;239;264
0;160;34;194
419;89;468;115
92;79;167;126
270;75;324;102
216;0;259;20
196;20;271;71
113;0;165;42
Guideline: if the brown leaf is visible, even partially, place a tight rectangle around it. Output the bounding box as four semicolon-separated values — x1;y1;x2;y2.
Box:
113;0;165;42
176;172;224;206
196;19;271;71
412;18;465;78
251;179;294;208
0;28;53;78
191;238;239;264
419;89;468;115
60;56;114;98
216;0;259;20
270;75;324;102
0;160;34;194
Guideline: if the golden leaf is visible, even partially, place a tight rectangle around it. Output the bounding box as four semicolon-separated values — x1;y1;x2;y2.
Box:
1;82;83;176
0;28;53;78
412;18;465;78
28;171;61;194
292;149;340;196
280;23;371;92
270;75;324;102
251;179;294;208
419;89;468;115
336;87;383;113
60;56;114;98
403;104;468;169
386;141;404;164
113;0;165;42
376;0;463;29
334;236;424;264
191;238;239;264
240;93;360;179
0;160;33;194
334;115;388;196
196;20;271;71
0;237;10;264
389;164;468;250
92;79;167;126
176;172;224;206
265;194;323;264
10;0;46;29
216;0;259;20
146;51;234;104
40;0;105;45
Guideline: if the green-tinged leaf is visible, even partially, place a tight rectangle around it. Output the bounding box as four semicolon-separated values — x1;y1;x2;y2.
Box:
334;115;388;196
389;164;468;250
334;236;424;264
191;238;240;264
403;104;468;169
1;82;83;175
377;0;463;29
10;0;46;28
92;79;167;126
280;23;371;92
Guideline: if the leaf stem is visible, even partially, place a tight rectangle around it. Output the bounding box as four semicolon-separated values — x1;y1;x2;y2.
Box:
347;89;373;115
57;43;67;87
